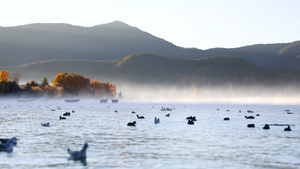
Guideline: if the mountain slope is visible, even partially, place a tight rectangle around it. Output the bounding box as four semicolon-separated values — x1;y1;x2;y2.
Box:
1;21;299;70
5;54;292;87
0;21;193;67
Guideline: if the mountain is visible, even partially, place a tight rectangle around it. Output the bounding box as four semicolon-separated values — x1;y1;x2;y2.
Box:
0;21;299;70
0;21;193;67
5;54;299;87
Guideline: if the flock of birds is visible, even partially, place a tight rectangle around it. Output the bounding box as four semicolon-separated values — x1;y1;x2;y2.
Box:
127;107;294;132
222;109;293;131
0;104;295;166
1;107;88;165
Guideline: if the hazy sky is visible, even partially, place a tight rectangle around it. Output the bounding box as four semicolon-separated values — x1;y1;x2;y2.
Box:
1;0;299;49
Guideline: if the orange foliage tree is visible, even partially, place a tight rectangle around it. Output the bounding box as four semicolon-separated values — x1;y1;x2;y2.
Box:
0;70;9;82
89;80;116;96
52;72;116;97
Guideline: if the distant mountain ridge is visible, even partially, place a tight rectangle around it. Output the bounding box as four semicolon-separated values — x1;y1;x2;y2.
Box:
4;54;300;88
0;21;299;70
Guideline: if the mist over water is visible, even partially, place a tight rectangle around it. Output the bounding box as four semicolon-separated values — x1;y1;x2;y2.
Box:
117;84;300;105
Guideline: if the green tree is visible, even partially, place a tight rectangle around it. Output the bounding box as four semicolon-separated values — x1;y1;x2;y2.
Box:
41;77;49;89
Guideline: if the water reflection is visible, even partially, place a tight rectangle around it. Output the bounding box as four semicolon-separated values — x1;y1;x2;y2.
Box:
68;157;87;166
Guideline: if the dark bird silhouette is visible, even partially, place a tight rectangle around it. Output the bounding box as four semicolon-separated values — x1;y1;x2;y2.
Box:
224;117;230;121
60;116;66;120
186;116;197;121
63;112;71;116
245;116;255;119
165;113;170;117
127;121;136;126
284;126;292;131
136;115;145;119
263;124;270;130
247;124;255;128
187;119;194;125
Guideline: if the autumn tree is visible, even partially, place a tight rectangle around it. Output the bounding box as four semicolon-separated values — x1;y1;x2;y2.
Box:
24;81;39;91
52;72;90;95
52;72;68;86
0;70;9;82
89;80;116;97
51;72;117;97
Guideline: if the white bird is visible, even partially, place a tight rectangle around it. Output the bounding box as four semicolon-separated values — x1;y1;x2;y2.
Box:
67;142;88;160
0;139;15;153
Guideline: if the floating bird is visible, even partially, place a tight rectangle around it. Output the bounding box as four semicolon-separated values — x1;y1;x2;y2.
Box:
0;139;14;153
136;115;145;119
165;113;170;117
60;116;66;120
245;116;255;119
263;124;270;130
154;117;160;124
284;126;292;131
224;117;230;121
0;137;18;146
68;142;88;165
132;111;136;114
41;122;50;127
187;119;194;125
127;121;136;126
63;112;71;116
72;110;75;113
186;116;197;121
247;124;255;128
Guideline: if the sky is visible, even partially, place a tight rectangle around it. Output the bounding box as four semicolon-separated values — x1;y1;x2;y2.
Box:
1;0;300;49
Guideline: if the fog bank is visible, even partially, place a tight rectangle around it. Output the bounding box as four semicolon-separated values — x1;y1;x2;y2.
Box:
117;84;300;105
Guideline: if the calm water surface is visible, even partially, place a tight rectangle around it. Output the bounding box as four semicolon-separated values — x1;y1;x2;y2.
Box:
0;99;299;169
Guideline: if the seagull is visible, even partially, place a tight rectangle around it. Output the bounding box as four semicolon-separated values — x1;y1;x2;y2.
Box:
68;142;88;161
0;139;14;153
0;137;18;146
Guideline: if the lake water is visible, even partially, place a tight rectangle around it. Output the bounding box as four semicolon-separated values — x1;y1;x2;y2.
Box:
0;98;299;169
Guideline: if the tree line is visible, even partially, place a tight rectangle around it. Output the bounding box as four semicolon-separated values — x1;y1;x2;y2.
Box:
0;70;116;98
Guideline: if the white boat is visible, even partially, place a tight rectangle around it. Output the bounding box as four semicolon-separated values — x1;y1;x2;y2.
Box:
65;99;80;103
112;99;118;103
100;99;108;103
